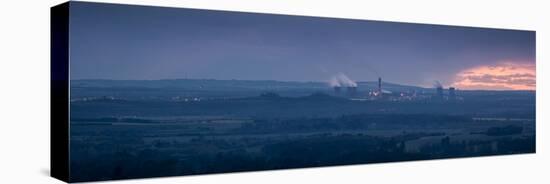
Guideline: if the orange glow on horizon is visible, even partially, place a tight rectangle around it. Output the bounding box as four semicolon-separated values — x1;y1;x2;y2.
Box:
452;62;535;90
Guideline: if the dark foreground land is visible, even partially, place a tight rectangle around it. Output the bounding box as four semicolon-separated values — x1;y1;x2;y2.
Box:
68;79;535;182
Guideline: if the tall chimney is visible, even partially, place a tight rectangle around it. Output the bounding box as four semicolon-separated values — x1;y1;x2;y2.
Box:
378;77;382;93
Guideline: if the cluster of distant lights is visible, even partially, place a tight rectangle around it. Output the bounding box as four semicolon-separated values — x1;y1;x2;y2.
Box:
171;96;202;102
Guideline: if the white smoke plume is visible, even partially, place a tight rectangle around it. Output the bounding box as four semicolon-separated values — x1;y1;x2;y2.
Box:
433;80;443;88
328;73;357;87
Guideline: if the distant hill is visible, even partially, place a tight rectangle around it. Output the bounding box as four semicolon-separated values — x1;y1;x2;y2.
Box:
70;79;434;100
72;79;428;92
72;79;326;91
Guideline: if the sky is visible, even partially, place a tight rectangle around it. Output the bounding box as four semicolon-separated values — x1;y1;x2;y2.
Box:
69;2;536;90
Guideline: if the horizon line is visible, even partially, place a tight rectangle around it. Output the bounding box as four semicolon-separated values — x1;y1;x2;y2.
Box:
70;78;536;92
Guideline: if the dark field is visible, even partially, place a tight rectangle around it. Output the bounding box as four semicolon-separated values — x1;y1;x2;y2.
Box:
69;79;535;182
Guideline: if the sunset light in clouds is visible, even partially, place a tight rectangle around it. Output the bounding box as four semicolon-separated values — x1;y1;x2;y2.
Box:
452;62;535;90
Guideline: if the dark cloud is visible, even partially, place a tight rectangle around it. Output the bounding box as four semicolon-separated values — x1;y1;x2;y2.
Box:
68;2;536;90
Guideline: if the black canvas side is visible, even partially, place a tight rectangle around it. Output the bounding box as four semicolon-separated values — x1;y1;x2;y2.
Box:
51;2;70;183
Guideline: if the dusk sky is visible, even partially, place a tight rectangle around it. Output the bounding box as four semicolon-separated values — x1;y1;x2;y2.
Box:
69;2;536;90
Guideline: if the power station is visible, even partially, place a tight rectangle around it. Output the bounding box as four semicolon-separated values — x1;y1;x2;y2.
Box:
330;75;459;102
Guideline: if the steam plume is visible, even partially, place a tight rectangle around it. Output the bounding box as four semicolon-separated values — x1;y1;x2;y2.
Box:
329;73;357;87
433;80;443;88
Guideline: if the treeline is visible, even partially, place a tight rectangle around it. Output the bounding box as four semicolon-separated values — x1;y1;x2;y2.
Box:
69;134;425;181
419;135;535;158
237;114;473;134
69;133;535;182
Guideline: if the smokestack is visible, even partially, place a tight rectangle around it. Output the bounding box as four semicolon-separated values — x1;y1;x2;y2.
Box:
378;77;382;93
